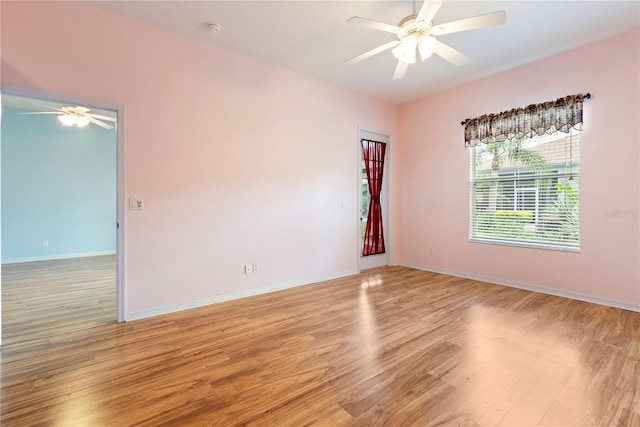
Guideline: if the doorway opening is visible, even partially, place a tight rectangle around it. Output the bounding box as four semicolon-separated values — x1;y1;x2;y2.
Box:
358;128;389;271
0;91;124;346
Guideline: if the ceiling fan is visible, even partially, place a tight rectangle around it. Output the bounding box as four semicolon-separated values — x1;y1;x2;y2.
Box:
345;0;507;80
21;105;116;129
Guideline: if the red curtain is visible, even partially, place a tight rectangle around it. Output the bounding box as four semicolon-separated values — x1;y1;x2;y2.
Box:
362;139;386;256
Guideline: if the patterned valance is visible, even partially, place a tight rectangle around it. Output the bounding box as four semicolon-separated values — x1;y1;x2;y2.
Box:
464;93;587;147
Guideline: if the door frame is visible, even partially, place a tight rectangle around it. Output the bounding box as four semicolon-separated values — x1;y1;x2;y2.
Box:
357;126;392;271
0;85;127;342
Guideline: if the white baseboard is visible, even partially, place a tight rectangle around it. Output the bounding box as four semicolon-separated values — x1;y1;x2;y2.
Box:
398;262;640;313
2;250;116;265
126;268;360;322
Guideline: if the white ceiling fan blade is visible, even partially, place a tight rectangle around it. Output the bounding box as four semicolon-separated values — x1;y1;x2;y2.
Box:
87;112;116;122
29;104;65;113
433;40;468;66
347;16;402;34
345;40;400;64
417;0;444;24
87;116;114;129
431;11;506;36
20;111;63;115
392;60;409;80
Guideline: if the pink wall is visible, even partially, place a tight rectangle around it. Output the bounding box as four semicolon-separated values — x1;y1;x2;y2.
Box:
397;30;640;307
1;2;398;315
2;1;637;315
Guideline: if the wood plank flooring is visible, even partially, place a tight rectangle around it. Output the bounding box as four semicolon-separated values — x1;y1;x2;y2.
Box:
1;266;638;426
2;255;116;345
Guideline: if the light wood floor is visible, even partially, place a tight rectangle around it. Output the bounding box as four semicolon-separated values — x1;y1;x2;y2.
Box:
2;255;116;345
1;266;638;426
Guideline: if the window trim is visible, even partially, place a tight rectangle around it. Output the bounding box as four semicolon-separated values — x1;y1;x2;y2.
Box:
469;236;581;253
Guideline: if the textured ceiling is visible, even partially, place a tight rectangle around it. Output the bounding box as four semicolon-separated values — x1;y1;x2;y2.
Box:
91;1;639;104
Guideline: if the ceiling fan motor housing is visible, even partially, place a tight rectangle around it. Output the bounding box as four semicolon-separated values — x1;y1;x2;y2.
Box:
396;15;433;41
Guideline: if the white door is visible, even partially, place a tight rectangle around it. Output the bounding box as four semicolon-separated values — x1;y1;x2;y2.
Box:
359;129;389;270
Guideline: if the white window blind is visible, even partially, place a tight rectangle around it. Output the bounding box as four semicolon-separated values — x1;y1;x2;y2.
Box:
469;129;580;251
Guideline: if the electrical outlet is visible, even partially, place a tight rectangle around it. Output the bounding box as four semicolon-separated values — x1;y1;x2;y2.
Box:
129;198;145;210
244;264;253;274
42;240;49;247
252;263;258;273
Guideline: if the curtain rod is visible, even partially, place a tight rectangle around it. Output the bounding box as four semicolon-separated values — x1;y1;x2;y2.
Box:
460;92;591;126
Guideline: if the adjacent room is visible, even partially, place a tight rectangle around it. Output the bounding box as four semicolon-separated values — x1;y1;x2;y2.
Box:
1;1;638;425
1;95;117;345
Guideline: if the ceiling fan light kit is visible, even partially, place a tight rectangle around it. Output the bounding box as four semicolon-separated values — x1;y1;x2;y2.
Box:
418;35;437;60
346;0;506;80
57;106;91;127
392;34;418;64
58;114;90;128
392;16;437;64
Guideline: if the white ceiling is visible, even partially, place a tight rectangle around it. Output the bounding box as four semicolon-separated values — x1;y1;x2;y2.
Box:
92;1;639;104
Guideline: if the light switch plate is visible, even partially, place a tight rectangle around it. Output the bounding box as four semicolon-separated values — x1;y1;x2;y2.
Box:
130;198;144;210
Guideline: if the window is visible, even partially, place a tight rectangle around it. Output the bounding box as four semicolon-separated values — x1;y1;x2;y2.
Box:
361;165;370;238
469;129;580;251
